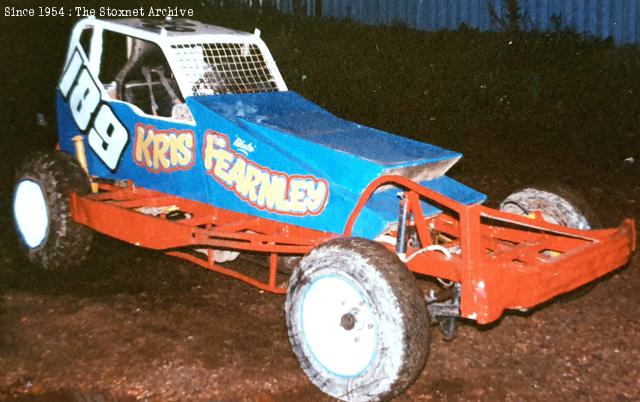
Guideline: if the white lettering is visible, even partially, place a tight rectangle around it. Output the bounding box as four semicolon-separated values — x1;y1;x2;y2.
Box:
88;105;128;170
68;68;101;131
59;51;83;97
58;47;129;171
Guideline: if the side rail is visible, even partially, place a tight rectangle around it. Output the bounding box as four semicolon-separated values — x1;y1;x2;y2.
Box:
344;175;636;324
70;181;334;294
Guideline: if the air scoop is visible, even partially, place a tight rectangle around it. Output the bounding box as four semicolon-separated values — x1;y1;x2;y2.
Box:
190;91;461;182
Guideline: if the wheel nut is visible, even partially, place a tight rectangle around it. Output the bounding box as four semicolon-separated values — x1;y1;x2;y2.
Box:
340;313;356;330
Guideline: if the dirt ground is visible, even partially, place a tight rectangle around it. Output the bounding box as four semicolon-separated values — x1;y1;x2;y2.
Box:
1;2;639;401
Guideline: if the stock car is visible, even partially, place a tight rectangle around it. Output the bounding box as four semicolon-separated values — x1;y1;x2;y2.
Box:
12;17;636;401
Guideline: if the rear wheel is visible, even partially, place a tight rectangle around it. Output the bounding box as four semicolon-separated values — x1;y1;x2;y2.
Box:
500;185;600;300
499;185;599;230
13;151;94;270
286;238;429;401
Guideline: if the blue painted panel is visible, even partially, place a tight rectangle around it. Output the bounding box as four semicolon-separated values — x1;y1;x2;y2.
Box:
57;88;481;240
432;0;441;29
469;0;481;29
587;0;598;36
407;0;418;28
549;0;561;26
190;91;461;168
630;0;638;44
397;0;407;25
458;0;468;27
56;94;212;207
270;0;640;45
612;0;623;41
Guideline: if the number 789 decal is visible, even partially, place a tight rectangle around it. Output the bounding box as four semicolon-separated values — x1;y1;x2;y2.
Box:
58;48;129;171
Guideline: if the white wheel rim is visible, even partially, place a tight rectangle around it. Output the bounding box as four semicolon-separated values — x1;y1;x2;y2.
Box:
300;275;378;377
14;180;49;248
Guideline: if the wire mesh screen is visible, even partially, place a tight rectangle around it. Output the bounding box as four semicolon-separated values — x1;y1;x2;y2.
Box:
170;42;279;96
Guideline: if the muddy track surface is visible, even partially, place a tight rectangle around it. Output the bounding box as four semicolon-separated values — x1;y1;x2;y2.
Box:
1;2;639;401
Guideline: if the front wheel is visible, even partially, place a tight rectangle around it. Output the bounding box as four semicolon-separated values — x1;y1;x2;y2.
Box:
13;151;94;270
285;238;429;402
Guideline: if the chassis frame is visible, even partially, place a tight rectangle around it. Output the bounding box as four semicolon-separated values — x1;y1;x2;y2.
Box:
70;173;636;325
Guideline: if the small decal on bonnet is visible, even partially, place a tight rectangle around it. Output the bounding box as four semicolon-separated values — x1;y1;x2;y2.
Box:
233;137;256;155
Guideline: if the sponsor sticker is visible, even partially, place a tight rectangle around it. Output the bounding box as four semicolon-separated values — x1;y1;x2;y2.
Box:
133;123;195;173
203;131;329;216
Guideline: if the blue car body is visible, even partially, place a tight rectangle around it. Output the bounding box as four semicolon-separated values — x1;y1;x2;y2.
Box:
55;18;484;240
57;89;484;239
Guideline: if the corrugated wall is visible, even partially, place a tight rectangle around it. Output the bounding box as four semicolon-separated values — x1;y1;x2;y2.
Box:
222;0;640;45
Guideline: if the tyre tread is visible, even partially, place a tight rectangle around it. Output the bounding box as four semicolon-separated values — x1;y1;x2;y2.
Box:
286;238;429;401
14;151;94;270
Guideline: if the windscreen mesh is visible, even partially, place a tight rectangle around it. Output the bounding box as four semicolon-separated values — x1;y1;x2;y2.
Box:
170;42;279;96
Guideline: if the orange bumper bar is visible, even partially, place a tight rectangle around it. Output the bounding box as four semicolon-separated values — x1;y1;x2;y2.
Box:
459;215;635;324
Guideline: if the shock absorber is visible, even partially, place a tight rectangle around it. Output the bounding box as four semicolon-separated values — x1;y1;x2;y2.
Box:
396;192;409;258
72;135;98;193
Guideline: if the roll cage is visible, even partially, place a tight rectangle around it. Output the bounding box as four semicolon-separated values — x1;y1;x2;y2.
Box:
64;17;287;120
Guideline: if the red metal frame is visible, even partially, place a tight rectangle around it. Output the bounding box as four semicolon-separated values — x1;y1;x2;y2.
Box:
345;175;636;324
70;177;635;324
69;182;334;294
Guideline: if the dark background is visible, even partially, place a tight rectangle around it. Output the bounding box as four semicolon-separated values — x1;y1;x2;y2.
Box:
0;1;638;400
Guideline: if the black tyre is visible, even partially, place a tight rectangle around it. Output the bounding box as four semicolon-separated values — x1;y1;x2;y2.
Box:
500;184;600;300
285;238;429;401
499;184;599;230
13;151;94;270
